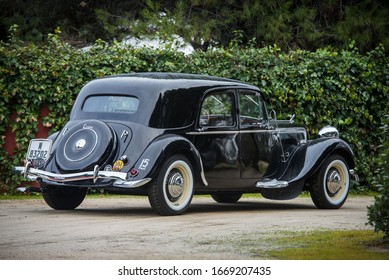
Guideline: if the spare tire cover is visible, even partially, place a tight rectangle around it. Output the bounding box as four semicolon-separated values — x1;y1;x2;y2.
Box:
56;120;117;172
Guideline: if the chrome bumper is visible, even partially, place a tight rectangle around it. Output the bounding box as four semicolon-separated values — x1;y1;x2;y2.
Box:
13;163;151;189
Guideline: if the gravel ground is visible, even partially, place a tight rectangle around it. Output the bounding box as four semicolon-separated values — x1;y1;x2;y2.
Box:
0;195;374;259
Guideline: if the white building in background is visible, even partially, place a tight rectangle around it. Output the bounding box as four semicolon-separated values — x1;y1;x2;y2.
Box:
122;35;194;55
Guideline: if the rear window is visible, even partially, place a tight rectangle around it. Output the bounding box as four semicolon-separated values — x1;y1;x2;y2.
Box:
82;95;139;114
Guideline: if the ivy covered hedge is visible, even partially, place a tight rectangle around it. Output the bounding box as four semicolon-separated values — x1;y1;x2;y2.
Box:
1;32;388;193
368;115;389;240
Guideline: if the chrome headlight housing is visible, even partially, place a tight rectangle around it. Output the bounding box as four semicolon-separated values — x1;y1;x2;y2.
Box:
318;126;339;138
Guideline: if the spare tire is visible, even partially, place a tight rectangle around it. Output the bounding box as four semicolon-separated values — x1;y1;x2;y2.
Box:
56;120;117;173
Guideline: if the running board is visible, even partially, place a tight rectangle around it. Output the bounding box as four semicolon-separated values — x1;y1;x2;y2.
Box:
256;179;288;189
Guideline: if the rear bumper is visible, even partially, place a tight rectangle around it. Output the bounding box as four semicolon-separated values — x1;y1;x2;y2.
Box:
13;163;151;189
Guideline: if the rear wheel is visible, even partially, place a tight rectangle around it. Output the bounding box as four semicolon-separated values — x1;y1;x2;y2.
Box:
148;155;194;215
211;192;243;203
310;154;350;209
42;187;87;210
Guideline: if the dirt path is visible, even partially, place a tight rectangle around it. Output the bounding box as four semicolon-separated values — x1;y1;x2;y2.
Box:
0;196;374;259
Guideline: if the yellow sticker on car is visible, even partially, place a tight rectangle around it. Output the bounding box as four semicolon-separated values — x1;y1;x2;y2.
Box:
113;160;124;171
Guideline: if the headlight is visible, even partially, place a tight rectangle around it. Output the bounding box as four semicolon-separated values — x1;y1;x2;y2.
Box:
318;126;339;138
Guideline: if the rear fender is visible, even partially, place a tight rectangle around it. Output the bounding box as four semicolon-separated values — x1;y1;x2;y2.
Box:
131;134;207;186
278;137;355;184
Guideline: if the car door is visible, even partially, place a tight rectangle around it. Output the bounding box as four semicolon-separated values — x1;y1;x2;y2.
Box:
193;90;240;185
238;90;280;180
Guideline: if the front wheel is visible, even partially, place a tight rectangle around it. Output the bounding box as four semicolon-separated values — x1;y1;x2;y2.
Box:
42;187;87;210
148;155;194;215
310;154;350;209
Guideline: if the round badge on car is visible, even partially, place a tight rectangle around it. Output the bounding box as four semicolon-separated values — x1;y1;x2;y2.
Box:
75;139;86;150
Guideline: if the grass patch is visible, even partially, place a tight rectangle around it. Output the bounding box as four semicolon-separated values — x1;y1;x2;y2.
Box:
262;230;389;260
193;230;389;260
0;193;42;200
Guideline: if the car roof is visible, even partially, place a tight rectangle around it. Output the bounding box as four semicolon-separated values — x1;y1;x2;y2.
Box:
113;72;247;83
70;72;262;128
91;72;259;91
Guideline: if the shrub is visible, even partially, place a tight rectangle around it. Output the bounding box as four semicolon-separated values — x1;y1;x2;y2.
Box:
368;115;389;241
0;31;388;193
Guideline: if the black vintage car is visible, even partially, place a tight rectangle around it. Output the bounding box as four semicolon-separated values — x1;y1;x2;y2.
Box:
15;73;356;215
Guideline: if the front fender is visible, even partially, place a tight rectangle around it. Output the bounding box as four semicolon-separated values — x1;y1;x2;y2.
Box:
278;137;355;184
131;134;207;186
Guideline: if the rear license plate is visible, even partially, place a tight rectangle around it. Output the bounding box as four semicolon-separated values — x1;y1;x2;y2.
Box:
26;139;52;167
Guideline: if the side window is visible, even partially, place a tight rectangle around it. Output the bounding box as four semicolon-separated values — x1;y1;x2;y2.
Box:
200;91;235;127
239;91;267;126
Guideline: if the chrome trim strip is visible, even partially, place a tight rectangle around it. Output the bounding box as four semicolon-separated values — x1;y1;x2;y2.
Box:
239;130;269;133
187;131;238;135
276;127;306;133
13;165;151;189
240;129;306;134
187;128;307;135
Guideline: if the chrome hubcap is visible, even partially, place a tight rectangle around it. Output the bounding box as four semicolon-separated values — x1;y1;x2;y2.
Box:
167;171;184;200
322;159;350;205
327;169;342;195
162;159;193;211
